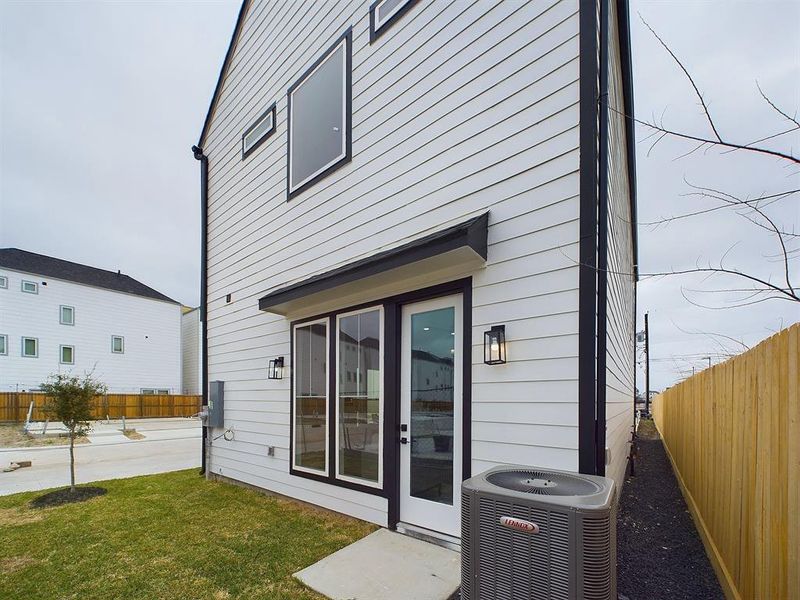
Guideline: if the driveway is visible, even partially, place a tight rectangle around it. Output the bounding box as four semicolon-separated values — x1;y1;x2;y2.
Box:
0;418;201;496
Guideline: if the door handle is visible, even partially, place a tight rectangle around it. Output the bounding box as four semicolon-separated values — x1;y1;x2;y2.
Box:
400;437;408;444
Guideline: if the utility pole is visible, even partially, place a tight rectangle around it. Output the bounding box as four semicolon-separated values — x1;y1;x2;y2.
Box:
644;312;651;416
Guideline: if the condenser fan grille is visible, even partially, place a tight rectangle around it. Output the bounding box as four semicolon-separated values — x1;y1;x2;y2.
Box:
487;470;602;496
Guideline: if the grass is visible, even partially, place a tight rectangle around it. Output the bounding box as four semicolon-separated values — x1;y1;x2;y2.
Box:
0;423;88;448
0;470;376;600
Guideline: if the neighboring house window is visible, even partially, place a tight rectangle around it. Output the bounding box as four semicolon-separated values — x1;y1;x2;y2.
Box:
292;319;329;475
369;0;418;42
242;103;276;159
157;389;170;394
21;280;38;294
21;337;38;358
336;307;382;487
60;305;75;326
60;345;75;365
0;275;7;289
0;334;7;356
141;388;155;395
111;335;124;353
287;28;352;199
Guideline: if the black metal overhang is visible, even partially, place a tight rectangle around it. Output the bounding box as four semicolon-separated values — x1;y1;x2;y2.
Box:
258;212;488;315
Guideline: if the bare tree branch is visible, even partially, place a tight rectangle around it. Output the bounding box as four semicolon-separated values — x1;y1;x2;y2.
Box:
757;80;800;129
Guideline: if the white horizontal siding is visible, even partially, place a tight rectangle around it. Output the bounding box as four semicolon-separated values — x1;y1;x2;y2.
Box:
181;308;201;394
203;0;582;525
0;268;181;393
603;0;635;488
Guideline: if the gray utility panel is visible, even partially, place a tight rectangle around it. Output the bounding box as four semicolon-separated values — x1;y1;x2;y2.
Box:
208;380;224;428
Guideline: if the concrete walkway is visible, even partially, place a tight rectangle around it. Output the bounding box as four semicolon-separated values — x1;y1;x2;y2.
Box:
294;528;461;600
0;418;201;496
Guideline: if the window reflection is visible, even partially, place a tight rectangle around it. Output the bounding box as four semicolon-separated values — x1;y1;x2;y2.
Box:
294;322;327;473
338;309;381;483
410;307;455;505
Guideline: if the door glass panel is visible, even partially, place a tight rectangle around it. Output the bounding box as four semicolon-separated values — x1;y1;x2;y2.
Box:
294;322;327;473
338;309;381;483
410;307;455;505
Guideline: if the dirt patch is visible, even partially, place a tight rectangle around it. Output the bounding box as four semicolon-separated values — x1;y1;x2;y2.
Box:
0;555;38;574
122;429;145;440
30;486;107;509
0;424;89;448
617;419;724;600
0;507;45;526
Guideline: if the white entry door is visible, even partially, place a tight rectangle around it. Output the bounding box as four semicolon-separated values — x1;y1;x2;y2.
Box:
400;294;463;537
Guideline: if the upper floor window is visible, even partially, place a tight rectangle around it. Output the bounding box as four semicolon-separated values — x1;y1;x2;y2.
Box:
287;28;352;199
21;280;38;294
0;334;7;356
370;0;418;42
111;335;124;354
0;275;7;289
60;305;75;326
22;337;38;358
242;103;276;159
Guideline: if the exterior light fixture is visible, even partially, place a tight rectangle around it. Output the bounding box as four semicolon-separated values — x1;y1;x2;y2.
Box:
268;357;284;380
484;325;506;365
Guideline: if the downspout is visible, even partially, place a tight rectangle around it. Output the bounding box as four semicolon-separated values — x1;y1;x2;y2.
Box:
595;0;610;476
192;144;209;476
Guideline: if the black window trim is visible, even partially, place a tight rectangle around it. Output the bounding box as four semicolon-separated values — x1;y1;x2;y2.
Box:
288;277;473;526
369;0;420;43
241;102;277;160
286;27;352;201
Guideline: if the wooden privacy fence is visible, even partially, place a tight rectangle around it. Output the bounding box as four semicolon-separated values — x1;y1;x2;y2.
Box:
0;393;202;422
652;323;798;600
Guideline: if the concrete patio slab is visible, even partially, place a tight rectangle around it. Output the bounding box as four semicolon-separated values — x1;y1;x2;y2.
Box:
294;528;460;600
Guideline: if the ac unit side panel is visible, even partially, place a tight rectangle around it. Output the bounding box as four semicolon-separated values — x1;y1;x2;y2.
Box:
575;502;616;600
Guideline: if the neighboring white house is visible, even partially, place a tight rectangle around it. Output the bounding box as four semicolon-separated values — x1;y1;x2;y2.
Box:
193;0;637;539
0;248;182;393
181;306;202;394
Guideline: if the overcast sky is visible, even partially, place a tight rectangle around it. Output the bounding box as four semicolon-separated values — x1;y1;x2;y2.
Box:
1;0;797;390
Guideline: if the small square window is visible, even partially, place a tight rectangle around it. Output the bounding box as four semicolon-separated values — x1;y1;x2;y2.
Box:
242;103;276;159
0;275;7;289
60;305;75;326
111;335;124;354
22;337;38;358
141;388;155;395
60;345;75;364
21;280;38;294
157;389;170;395
0;335;7;356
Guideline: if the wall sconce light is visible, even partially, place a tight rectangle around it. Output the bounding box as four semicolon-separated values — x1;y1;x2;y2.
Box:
484;325;506;365
268;357;284;380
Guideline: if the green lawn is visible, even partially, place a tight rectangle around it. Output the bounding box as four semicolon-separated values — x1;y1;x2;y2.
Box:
0;470;376;600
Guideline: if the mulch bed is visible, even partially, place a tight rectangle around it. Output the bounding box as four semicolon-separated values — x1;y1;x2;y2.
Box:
30;486;107;509
617;420;724;600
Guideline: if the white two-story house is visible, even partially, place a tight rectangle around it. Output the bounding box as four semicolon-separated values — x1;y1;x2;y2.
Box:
194;0;637;541
0;248;182;393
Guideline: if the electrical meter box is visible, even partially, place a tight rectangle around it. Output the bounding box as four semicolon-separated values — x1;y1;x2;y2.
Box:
208;380;224;428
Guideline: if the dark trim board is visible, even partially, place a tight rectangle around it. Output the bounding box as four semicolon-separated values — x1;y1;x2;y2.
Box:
241;102;277;160
369;0;420;44
286;27;353;201
578;0;599;475
288;278;472;530
259;213;488;312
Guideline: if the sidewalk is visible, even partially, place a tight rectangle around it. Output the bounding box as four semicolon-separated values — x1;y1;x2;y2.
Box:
617;420;724;600
0;418;201;495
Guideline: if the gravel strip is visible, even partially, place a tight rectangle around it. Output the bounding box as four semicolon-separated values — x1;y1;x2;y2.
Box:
617;420;724;600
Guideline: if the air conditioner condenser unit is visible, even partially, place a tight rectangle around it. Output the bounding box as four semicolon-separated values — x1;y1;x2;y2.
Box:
461;465;617;600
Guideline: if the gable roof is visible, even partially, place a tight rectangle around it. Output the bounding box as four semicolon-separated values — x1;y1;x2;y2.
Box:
197;0;251;149
0;248;178;304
